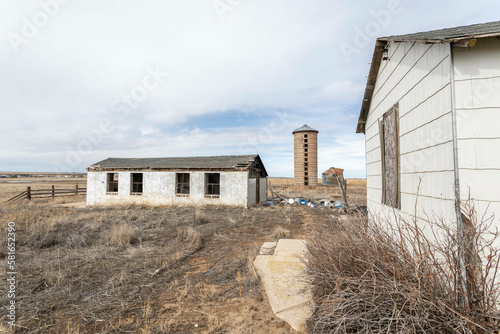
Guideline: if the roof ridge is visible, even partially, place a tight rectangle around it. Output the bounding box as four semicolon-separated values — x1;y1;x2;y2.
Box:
379;20;500;42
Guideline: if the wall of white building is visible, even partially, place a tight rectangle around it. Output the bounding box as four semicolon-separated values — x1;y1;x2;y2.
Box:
86;170;264;207
365;41;456;224
454;37;500;226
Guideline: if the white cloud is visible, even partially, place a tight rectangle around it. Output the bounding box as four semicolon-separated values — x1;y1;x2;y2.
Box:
1;0;500;176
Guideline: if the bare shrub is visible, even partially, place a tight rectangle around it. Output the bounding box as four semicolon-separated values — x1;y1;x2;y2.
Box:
192;207;209;225
306;208;500;334
272;226;291;239
177;226;203;245
107;223;139;249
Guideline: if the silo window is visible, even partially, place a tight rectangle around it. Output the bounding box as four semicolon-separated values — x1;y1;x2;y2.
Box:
304;134;308;138
305;153;308;157
304;139;308;143
304;144;308;148
131;173;143;194
305;158;308;162
304;148;308;153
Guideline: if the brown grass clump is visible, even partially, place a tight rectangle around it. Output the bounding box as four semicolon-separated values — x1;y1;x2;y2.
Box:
177;226;203;245
107;223;139;249
271;226;291;239
192;206;210;225
306;207;500;334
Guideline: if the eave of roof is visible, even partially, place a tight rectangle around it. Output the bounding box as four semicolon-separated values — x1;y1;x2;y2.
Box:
87;154;268;177
356;21;500;134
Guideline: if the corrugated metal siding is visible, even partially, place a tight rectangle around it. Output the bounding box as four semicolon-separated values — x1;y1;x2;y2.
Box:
365;41;455;223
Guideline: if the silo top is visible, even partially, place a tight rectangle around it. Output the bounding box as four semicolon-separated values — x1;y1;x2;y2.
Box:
292;124;318;134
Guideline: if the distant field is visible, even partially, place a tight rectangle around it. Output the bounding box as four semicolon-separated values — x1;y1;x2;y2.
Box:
0;177;87;202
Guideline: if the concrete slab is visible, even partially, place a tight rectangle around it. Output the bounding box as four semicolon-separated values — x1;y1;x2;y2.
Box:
254;239;313;333
259;241;277;255
273;239;307;257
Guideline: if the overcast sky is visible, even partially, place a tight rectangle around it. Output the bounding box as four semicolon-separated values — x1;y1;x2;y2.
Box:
1;0;499;177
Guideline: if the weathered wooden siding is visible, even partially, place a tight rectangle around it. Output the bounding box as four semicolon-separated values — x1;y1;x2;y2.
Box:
365;41;456;222
454;37;500;223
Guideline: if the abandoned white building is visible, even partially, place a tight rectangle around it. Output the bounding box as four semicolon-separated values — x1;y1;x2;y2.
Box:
357;21;500;227
86;155;267;207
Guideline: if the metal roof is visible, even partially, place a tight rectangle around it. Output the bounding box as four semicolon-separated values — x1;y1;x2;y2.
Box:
356;20;500;134
88;155;267;176
379;20;500;42
292;124;318;134
322;167;344;175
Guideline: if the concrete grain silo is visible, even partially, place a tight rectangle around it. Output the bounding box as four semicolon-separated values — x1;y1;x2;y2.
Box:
293;124;318;186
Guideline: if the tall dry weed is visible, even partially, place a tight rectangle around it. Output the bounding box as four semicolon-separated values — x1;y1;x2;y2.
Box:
306;205;500;333
106;223;139;249
176;226;203;245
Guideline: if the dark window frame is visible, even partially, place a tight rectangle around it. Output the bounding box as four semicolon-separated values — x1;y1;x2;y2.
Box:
130;173;143;194
176;173;190;195
107;173;119;193
205;173;220;197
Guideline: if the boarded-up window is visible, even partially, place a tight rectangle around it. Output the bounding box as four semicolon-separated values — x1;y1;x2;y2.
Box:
107;173;118;193
131;173;143;194
176;173;190;195
379;104;400;209
205;173;220;197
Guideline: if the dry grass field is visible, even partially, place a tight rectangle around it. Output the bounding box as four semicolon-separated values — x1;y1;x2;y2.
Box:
0;177;87;202
0;176;367;333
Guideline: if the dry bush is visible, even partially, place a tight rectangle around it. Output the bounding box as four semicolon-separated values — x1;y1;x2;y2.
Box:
107;223;139;249
272;225;291;239
177;226;203;245
193;207;210;225
306;206;500;334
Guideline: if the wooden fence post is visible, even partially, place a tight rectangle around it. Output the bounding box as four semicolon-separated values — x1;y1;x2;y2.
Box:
75;184;78;196
27;186;31;200
52;185;55;199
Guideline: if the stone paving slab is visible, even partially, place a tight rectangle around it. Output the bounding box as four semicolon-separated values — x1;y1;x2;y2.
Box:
254;239;313;333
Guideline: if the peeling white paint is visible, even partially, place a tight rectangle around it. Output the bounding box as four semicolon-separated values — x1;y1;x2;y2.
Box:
86;170;267;207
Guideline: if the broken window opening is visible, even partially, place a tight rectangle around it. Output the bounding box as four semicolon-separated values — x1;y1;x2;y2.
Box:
176;173;190;195
131;173;143;194
107;173;119;193
205;173;220;197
